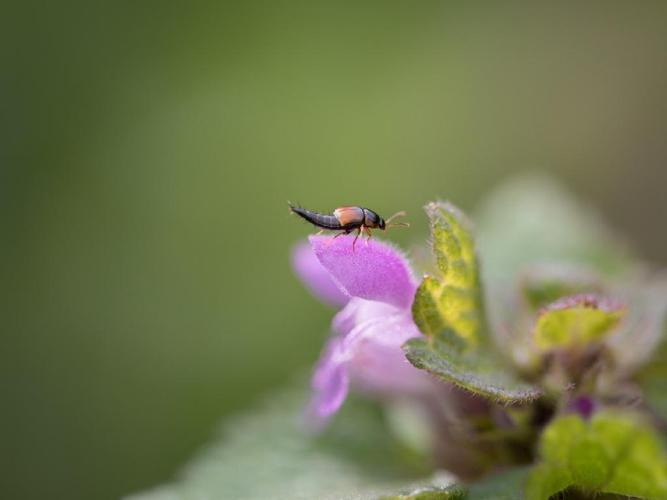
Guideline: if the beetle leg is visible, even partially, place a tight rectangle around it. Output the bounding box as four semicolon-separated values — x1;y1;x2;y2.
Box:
316;229;324;236
352;227;362;252
364;227;372;245
326;231;347;246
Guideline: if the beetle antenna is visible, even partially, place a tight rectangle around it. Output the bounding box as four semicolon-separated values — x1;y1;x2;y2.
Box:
385;211;409;229
385;211;407;224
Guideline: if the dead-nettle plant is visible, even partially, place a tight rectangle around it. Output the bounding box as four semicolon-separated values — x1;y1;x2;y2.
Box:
129;177;667;500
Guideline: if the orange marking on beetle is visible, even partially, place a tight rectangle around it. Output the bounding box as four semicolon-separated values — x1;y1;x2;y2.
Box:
333;207;365;227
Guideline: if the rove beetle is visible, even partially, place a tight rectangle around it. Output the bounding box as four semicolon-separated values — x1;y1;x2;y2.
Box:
289;203;409;251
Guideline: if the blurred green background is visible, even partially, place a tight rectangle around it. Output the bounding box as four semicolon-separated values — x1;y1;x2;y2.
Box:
2;2;667;499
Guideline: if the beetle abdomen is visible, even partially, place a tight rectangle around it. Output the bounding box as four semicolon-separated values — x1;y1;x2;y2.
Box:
289;205;342;230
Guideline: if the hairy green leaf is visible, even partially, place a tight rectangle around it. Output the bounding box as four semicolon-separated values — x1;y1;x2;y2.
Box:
533;295;625;351
380;484;467;500
408;201;541;403
125;386;452;500
526;412;667;500
404;339;541;404
381;467;530;500
414;201;484;346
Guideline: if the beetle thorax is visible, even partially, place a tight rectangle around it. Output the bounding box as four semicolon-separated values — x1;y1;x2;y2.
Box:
362;208;382;228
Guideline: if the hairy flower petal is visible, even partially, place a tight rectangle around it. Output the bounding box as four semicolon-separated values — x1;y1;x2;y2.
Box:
332;298;401;336
346;315;428;395
301;235;431;427
292;241;349;308
307;298;430;426
307;337;350;422
310;235;417;308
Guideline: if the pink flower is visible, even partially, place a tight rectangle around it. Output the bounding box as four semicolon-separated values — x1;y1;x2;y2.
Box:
292;235;434;427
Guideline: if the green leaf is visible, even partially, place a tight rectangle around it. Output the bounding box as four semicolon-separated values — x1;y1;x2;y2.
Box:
524;463;572;500
408;201;541;404
639;357;667;423
533;295;625;351
404;338;541;403
538;414;587;464
626;279;667;419
381;467;531;500
467;467;529;500
519;263;603;310
413;201;484;346
526;412;667;500
475;175;631;286
125;385;453;500
380;484;467;500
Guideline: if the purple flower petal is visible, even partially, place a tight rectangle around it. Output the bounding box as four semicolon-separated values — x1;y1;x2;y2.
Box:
332;298;401;336
291;241;349;308
310;235;417;309
339;300;420;350
346;314;429;395
306;338;350;424
350;338;430;395
302;235;430;428
307;299;430;427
